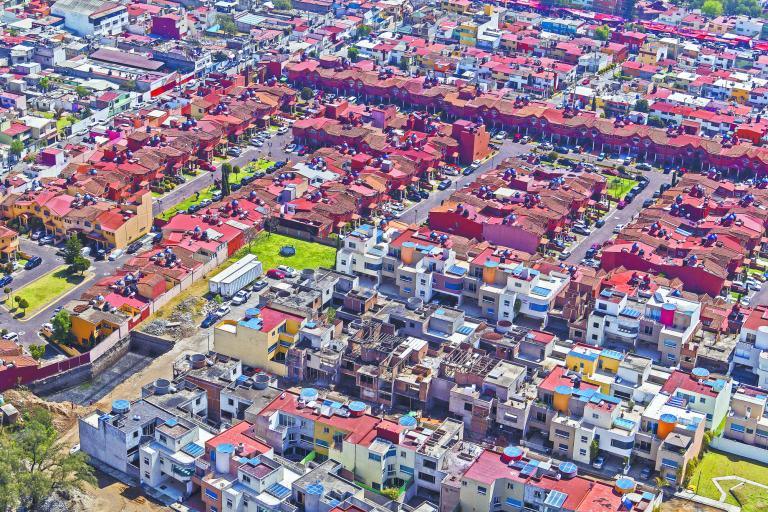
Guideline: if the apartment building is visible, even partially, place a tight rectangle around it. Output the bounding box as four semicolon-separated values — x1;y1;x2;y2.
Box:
586;287;701;367
659;369;733;429
734;305;768;387
214;306;307;377
139;417;214;502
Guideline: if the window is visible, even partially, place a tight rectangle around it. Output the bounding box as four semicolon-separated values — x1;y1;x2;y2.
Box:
323;427;330;434
423;459;437;470
579;448;587;456
144;471;149;478
593;322;600;328
610;438;635;450
464;402;472;412
581;436;588;443
228;398;235;406
226;499;233;508
667;354;676;361
605;321;611;327
644;325;653;335
664;340;677;348
592;334;599;341
242;474;251;483
159;434;167;443
143;457;149;465
368;453;382;462
730;423;746;433
477;486;487;495
419;472;436;483
503;300;510;306
598;303;607;310
559;443;568;450
401;275;412;283
555;429;570;438
404;287;412;293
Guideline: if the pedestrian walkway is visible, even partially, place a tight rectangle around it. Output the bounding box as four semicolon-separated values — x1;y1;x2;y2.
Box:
712;475;768;502
674;489;740;512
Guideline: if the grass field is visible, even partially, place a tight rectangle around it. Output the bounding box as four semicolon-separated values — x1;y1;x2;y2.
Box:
235;232;337;271
9;266;88;317
689;451;768;505
602;174;638;201
732;483;768;512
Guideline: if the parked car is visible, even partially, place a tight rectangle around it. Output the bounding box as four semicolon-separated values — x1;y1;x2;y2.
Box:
419;189;430;199
636;163;652;171
127;242;142;254
613;224;625;234
250;280;268;292
94;249;107;260
277;127;289;135
30;231;42;241
1;332;18;341
643;199;654;208
555;145;570;154
227;148;242;157
108;249;124;261
278;265;297;277
592;456;605;470
597;152;606;161
573;226;591;236
39;235;54;246
215;304;231;317
462;167;474;176
557;251;572;261
617;200;627;209
231;290;250;305
24;256;42;270
285;144;297;153
267;268;287;279
594;219;605;228
640;467;652;480
201;313;219;328
470;160;482;170
437;179;452;190
0;275;12;287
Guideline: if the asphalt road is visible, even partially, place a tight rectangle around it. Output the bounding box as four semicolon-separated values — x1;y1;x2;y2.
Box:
399;140;531;225
565;169;673;263
1;239;133;356
151;130;295;217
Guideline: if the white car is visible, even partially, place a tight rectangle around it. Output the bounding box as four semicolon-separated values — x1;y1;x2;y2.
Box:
2;332;18;341
613;224;625;234
470;160;482;170
278;265;297;277
231;290;250;305
215;304;231;317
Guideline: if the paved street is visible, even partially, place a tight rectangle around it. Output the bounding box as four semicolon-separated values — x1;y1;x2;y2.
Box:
151;130;295;216
565;169;673;263
399;140;530;225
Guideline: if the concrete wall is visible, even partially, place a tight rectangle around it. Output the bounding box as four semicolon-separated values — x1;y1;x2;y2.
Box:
129;331;174;356
710;437;768;465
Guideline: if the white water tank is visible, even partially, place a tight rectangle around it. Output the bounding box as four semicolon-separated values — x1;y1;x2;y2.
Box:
215;443;234;473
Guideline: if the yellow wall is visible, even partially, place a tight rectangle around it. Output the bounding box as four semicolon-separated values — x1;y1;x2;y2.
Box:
598;354;620;374
70;315;96;345
214;320;288;376
565;353;597;376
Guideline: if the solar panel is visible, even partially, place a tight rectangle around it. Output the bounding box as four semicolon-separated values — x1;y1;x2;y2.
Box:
165;418;178;427
181;442;205;458
306;482;324;496
267;482;291;499
520;461;538;476
457;325;473;335
544;490;568;508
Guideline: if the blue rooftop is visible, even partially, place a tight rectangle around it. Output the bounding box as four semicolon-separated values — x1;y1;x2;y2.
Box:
600;348;624;360
530;286;551;297
457;325;473;335
181;442;205;458
569;349;598;362
447;264;467;276
620;308;642;319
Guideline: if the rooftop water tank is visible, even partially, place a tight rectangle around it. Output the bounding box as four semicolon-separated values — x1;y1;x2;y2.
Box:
112;399;130;415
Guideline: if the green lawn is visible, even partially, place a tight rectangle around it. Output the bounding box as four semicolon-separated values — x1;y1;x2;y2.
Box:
689;451;768;504
234;232;336;271
158;160;273;221
8;266;88;317
732;483;768;512
602;174;638;201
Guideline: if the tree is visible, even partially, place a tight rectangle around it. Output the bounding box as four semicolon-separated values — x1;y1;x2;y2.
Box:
702;0;724;15
221;163;232;197
38;77;51;92
300;87;314;101
594;25;611;41
216;14;237;35
273;0;292;8
63;236;83;265
591;96;597;111
9;140;23;156
71;255;90;276
16;297;28;315
356;25;372;39
51;310;72;344
74;85;90;98
233;165;241;179
28;345;45;360
0;408;96;510
589;440;599;462
347;47;360;63
213;51;228;63
326;307;337;323
3;287;10;303
381;488;400;501
634;99;649;112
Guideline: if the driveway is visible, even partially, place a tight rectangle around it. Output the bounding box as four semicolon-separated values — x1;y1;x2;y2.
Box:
565;169;672;263
399;140;531;225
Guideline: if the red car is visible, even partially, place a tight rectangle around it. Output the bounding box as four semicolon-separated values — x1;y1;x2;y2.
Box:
617;200;627;209
298;147;308;156
267;268;286;279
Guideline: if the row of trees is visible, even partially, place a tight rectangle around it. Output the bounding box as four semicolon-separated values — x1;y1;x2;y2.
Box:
688;0;762;16
0;408;95;511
